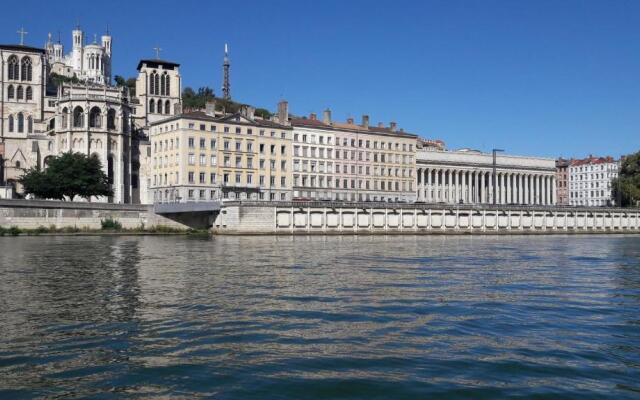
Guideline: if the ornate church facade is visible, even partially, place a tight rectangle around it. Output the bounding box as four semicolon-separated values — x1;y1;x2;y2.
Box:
0;27;181;203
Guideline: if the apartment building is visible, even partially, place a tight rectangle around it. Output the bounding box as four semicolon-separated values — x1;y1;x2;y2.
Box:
149;109;292;203
290;112;418;202
569;155;619;206
555;158;570;206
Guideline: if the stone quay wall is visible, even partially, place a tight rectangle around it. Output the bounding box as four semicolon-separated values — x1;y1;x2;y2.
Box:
213;201;640;235
0;199;189;230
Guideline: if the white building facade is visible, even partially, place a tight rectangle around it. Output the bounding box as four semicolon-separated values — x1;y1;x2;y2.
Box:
46;29;112;85
416;149;557;205
569;156;619;207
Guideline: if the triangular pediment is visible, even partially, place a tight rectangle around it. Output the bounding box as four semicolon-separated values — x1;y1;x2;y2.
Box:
10;148;27;163
218;113;254;124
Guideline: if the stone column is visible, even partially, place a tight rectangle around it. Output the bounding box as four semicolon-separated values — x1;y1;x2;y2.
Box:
536;175;541;205
519;174;524;204
499;173;504;204
416;168;422;201
434;169;439;202
524;175;530;205
552;176;557;205
448;170;453;203
426;168;432;202
471;171;478;204
480;172;485;203
506;173;512;204
461;171;466;203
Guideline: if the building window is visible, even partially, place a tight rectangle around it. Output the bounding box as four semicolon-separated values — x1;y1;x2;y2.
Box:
107;109;116;130
20;57;32;81
17;85;23;100
17;113;24;133
149;99;155;113
8;55;19;80
7;85;14;100
89;107;102;128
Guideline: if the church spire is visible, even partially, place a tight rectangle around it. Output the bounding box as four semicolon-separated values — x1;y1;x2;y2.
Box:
222;43;231;101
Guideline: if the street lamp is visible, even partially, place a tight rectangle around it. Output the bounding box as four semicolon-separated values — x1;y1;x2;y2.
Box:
492;148;504;205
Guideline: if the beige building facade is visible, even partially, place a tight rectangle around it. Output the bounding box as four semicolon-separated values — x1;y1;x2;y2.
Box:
291;112;418;202
149;109;292;203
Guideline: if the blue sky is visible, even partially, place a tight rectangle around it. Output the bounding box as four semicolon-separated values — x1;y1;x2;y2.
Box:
2;0;639;158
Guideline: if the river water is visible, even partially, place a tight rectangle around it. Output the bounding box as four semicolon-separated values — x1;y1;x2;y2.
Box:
0;235;639;399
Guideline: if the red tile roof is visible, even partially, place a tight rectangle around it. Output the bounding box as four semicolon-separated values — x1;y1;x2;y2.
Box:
569;156;616;166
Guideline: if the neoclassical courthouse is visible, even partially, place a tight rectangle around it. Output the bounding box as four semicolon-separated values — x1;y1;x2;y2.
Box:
0;27;557;205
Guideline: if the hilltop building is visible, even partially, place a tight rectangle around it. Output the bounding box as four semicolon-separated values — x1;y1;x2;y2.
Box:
45;28;112;85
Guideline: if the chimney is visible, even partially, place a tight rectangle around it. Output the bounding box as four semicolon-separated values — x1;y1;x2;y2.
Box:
361;115;369;129
277;100;289;125
390;121;397;131
347;117;354;124
309;112;317;120
205;100;216;116
240;105;255;119
323;108;331;124
378;122;384;128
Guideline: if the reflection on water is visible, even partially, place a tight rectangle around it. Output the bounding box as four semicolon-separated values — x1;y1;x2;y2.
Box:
0;235;639;399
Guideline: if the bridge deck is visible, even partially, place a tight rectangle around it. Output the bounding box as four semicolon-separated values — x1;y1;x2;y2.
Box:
154;201;221;214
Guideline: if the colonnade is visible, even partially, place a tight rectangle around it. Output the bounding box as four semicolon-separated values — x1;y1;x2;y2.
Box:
416;167;556;205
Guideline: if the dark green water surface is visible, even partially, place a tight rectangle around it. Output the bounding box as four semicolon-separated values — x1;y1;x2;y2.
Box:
0;235;639;399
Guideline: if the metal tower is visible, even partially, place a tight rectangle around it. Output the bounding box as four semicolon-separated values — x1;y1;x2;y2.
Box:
222;43;231;100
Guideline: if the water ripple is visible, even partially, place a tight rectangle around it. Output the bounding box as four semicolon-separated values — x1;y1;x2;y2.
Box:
0;235;639;399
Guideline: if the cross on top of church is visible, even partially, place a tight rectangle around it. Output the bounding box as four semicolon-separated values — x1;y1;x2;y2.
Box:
17;27;28;45
153;46;162;59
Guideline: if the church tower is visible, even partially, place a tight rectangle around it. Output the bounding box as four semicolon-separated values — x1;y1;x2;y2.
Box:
101;32;112;84
53;32;63;61
71;28;84;72
222;43;230;100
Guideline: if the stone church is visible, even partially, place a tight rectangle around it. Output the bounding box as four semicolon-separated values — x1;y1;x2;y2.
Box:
0;27;182;203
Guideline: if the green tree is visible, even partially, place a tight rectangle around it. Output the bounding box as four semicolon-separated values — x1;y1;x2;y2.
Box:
612;150;640;207
114;75;126;86
254;108;272;119
19;167;63;200
19;153;113;201
182;86;215;109
125;77;137;96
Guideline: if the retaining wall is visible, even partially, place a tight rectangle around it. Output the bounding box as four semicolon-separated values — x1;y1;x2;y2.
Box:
0;199;190;230
213;201;640;234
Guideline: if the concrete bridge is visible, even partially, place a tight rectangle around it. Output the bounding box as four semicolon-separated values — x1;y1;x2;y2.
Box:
153;201;221;229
